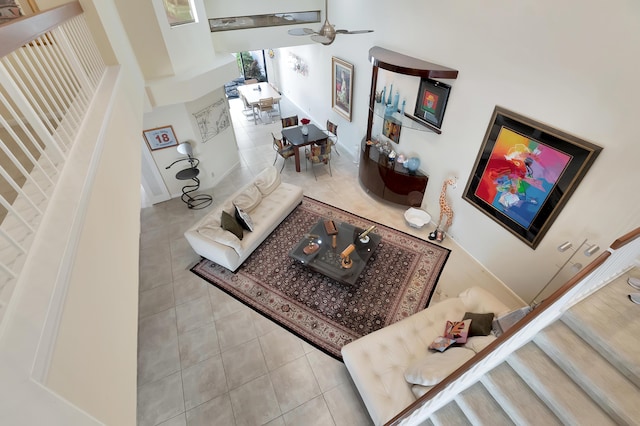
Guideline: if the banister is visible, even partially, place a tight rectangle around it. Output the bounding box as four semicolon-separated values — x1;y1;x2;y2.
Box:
0;2;82;58
385;226;640;425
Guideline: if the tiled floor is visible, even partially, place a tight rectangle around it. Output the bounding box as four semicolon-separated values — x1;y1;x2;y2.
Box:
137;96;523;426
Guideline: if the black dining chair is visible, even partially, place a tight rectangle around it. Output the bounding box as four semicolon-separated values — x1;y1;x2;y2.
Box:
281;115;299;128
305;140;332;180
272;132;295;171
323;120;341;156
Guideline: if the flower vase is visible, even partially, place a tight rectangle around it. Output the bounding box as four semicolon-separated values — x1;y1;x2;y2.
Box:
301;125;309;135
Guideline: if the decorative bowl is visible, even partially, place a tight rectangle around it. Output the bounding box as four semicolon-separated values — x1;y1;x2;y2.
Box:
404;207;431;228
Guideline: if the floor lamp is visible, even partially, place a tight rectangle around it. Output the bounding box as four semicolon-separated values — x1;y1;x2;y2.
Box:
530;238;600;306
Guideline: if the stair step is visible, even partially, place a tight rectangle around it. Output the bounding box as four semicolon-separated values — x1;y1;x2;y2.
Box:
535;320;640;424
507;342;615;425
429;401;471;426
454;382;514;425
562;269;640;387
481;362;561;425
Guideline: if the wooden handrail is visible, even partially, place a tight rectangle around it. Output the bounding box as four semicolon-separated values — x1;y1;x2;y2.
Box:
385;226;640;425
0;2;82;58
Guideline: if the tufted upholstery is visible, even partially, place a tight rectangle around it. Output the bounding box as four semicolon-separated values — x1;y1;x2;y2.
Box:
341;287;509;426
184;166;303;271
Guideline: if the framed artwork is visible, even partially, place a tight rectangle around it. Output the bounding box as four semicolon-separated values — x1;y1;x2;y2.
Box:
143;125;179;151
463;106;602;249
413;78;451;130
382;117;401;143
332;57;353;122
162;0;195;27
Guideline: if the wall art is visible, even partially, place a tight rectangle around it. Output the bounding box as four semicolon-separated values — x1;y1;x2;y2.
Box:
193;98;230;143
332;57;353;122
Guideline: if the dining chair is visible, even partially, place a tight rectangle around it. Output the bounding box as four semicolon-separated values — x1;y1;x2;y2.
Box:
305;140;332;180
324;120;341;156
272;132;295;171
244;78;258;84
281;115;299;128
257;97;275;123
240;94;255;120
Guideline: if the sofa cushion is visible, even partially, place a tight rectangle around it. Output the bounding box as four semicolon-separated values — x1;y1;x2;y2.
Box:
428;336;456;352
463;312;494;336
234;205;254;232
221;211;244;240
404;347;475;386
197;220;242;253
254;165;281;195
463;335;496;353
233;184;262;213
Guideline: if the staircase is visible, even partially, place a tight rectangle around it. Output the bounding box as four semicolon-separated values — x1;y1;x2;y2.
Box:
424;269;640;426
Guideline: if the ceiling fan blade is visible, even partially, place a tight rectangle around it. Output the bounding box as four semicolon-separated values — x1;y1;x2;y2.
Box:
311;34;334;45
288;28;316;36
336;29;374;34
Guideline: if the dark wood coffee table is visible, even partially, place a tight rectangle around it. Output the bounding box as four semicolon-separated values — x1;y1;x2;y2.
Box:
289;219;381;285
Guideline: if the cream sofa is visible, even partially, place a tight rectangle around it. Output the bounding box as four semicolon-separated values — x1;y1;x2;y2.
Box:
341;287;509;426
184;166;303;271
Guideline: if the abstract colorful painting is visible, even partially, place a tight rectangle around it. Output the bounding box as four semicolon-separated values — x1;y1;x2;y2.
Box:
463;106;602;249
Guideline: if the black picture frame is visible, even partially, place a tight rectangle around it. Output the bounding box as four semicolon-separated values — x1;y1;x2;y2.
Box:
462;106;603;249
413;78;451;130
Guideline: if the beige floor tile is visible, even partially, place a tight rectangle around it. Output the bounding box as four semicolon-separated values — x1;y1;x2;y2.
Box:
221;338;268;389
323;382;373;426
178;322;220;369
270;356;322;413
209;285;248;322
215;308;257;351
138;308;181;386
229;375;281;426
173;273;210;306
181;354;228;411
259;328;306;371
139;282;175;319
186;394;235;426
282;395;336;426
175;295;214;335
251;310;280;336
137;372;185;426
158;413;186;426
306;349;350;392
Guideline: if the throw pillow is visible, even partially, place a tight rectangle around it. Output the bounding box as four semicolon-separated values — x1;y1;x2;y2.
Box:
462;312;495;336
443;319;472;344
254;166;281;196
198;224;242;254
233;184;262;213
403;347;476;387
221;210;243;240
234;205;254;232
428;336;456;352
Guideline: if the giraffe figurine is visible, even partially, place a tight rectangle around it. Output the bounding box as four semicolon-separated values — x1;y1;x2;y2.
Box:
429;177;457;242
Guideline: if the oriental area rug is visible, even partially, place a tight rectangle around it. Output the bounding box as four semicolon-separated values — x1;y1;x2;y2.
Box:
190;196;450;360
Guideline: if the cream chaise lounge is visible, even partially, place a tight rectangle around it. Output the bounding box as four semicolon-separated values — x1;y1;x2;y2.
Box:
184;166;303;271
341;287;509;426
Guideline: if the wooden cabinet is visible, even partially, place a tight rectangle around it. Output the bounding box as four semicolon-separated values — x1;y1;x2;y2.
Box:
359;46;458;206
359;140;428;207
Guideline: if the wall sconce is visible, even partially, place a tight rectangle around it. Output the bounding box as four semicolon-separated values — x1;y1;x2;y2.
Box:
530;238;600;305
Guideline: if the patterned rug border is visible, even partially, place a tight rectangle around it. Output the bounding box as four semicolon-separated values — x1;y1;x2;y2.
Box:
191;196;451;361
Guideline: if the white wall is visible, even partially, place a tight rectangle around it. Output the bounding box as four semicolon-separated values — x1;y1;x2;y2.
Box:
273;0;640;302
143;87;240;197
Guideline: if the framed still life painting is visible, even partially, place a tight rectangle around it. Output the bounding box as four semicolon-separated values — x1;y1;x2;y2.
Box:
463;106;602;249
332;57;353;121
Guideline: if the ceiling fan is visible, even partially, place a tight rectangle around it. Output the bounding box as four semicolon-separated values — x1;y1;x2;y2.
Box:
287;0;373;45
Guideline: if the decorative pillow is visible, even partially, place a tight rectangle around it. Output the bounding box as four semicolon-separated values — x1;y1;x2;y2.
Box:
404;347;476;386
443;319;472;344
253;166;281;196
234;205;254;232
428;336;456;352
462;312;495;336
232;184;262;213
221;210;243;240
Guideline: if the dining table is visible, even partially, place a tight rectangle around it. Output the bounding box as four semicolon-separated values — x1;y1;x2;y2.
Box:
281;124;328;172
236;82;282;124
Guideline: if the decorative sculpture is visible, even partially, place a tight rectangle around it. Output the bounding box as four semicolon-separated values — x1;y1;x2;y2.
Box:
429;177;457;242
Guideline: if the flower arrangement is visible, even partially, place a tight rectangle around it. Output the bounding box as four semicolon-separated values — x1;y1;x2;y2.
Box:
300;118;311;125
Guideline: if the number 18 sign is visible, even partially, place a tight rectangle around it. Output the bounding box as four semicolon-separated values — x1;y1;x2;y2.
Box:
143;125;179;151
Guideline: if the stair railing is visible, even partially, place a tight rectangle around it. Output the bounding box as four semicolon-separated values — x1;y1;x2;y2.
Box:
387;226;640;425
0;2;104;324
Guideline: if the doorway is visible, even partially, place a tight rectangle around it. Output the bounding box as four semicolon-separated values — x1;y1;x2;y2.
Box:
236;50;268;82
